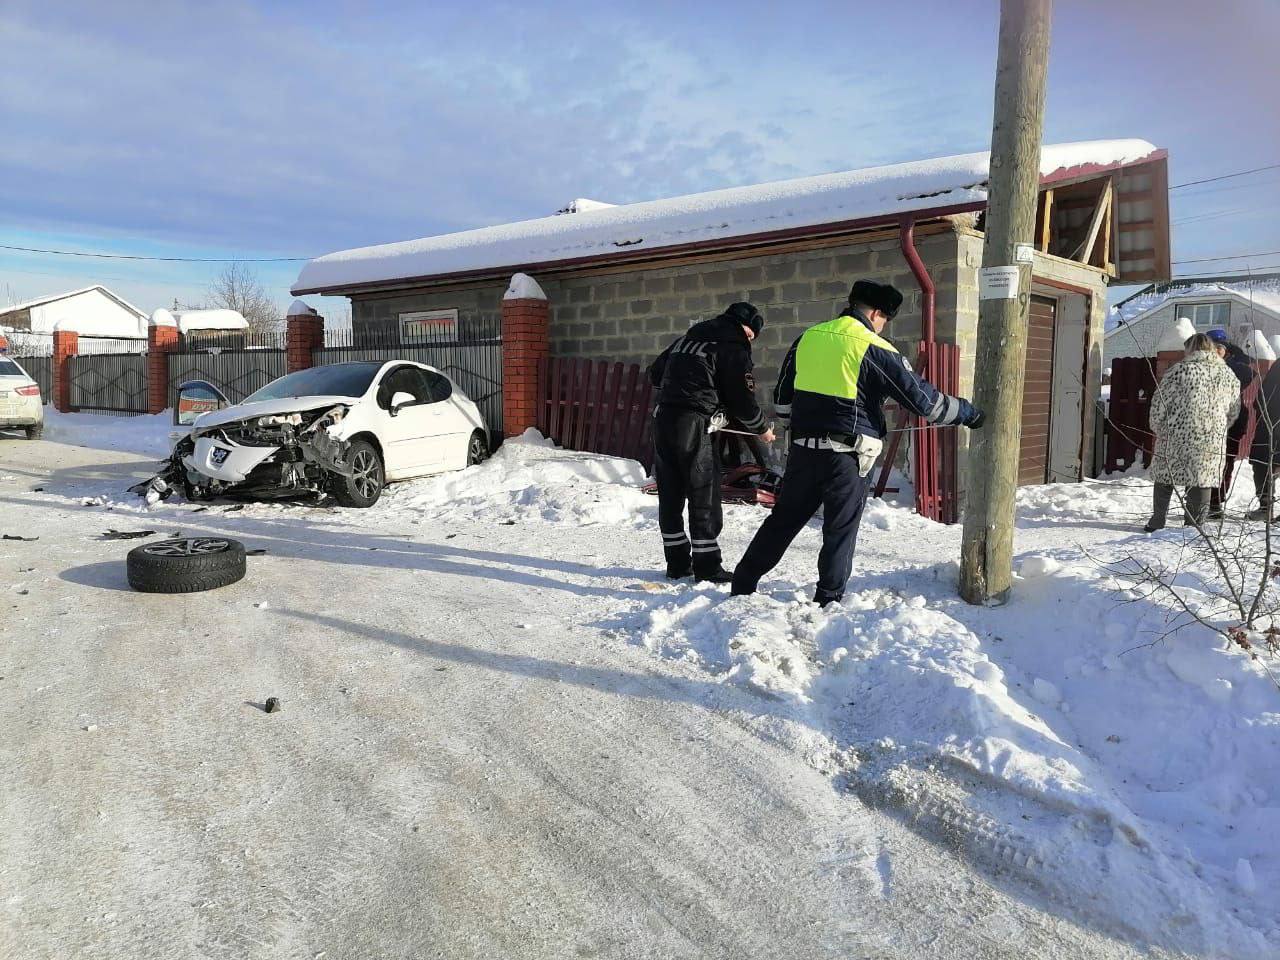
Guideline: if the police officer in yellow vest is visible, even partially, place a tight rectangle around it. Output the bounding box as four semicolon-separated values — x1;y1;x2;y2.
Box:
732;281;984;606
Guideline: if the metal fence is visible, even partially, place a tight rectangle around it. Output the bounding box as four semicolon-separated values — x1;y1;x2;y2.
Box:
78;337;148;355
314;326;503;437
166;331;288;412
9;355;52;401
67;352;149;414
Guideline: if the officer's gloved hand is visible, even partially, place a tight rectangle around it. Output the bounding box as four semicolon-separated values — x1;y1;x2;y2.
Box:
968;407;986;429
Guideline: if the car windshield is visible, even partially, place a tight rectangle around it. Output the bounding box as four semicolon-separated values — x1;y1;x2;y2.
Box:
0;359;25;377
243;363;381;403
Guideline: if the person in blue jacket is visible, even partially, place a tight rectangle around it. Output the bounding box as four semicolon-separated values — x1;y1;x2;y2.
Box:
731;280;984;606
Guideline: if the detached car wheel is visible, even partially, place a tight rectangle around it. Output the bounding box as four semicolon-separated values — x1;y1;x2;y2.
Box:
467;430;489;466
333;439;384;508
127;537;247;593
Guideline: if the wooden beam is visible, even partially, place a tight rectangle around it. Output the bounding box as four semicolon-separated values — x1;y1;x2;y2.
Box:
1079;178;1113;265
1099;175;1116;273
1039;188;1054;252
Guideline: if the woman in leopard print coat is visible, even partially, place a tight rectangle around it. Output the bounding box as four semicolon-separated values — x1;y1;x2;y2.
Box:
1146;334;1241;531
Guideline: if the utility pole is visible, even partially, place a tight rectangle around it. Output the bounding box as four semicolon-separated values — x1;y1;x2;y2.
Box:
959;0;1053;605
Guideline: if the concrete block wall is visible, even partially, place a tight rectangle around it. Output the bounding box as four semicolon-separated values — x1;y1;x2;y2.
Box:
351;284;503;339
541;231;965;409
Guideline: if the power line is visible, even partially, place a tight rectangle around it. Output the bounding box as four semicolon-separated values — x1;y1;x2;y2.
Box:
1171;250;1280;265
0;243;309;263
1169;163;1280;190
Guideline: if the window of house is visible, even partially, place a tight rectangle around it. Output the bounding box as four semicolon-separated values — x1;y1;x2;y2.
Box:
399;309;458;344
1180;301;1231;331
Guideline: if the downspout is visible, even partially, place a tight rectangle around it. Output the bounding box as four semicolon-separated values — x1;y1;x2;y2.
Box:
875;217;940;516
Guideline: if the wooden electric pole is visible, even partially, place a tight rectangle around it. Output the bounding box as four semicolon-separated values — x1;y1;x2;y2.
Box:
960;0;1053;605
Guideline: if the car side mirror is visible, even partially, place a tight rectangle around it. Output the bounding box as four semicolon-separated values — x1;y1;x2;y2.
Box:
389;390;416;416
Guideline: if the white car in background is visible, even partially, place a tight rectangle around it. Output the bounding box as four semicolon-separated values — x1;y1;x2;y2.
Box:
0;356;44;439
139;360;489;507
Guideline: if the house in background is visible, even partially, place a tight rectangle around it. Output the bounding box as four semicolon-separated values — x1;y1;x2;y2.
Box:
1104;275;1280;365
0;285;148;341
294;139;1171;487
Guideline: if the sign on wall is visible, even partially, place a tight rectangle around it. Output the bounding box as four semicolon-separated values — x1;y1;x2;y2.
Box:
399;309;459;343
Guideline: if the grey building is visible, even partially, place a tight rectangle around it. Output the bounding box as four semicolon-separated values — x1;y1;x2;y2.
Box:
294;139;1171;486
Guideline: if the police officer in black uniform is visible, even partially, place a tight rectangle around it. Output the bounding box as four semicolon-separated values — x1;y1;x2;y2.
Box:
650;302;775;582
732;281;984;606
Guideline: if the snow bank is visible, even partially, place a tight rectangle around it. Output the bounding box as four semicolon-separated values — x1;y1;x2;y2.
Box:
41;409;175;458
294;140;1158;292
380;429;653;527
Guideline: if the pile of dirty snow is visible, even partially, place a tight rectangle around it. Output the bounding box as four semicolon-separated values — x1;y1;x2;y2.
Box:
381;428;655;527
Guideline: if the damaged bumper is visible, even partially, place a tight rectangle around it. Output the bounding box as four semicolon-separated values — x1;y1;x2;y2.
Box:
134;405;355;503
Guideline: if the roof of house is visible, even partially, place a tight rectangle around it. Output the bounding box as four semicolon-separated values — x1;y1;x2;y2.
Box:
0;285;147;320
294;139;1164;295
1107;280;1280;335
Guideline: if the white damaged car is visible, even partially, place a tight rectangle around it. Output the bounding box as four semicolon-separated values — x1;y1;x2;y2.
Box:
136;361;489;507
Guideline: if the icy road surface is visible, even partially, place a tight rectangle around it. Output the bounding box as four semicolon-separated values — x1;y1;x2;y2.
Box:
0;434;1269;959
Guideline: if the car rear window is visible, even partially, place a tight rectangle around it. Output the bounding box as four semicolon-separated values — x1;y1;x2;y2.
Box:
0;359;25;377
243;363;381;403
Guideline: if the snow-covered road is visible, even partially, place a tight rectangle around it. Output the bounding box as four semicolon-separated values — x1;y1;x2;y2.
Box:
0;431;1272;958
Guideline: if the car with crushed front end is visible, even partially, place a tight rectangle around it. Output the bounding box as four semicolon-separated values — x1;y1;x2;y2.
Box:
137;360;489;508
0;356;44;439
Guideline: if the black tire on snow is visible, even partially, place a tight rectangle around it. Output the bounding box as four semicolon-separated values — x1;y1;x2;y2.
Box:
126;537;247;593
467;430;489;466
332;438;384;508
25;424;42;440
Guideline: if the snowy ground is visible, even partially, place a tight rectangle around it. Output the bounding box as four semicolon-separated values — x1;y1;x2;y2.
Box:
1;417;1276;958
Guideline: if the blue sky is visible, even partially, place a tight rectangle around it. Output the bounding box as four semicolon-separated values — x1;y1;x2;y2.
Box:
2;0;1277;316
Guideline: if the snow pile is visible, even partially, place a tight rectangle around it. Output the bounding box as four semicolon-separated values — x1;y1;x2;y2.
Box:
1248;328;1277;361
294;140;1158;292
1015;473;1152;522
627;562;1279;956
41;409;176;458
381;429;654;527
1156;316;1197;351
503;273;547;301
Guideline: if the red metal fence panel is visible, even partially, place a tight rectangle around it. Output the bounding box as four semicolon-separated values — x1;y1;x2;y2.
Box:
538;357;655;468
1102;356;1156;473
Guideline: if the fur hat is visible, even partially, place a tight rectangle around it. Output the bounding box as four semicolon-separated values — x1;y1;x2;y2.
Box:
849;280;904;319
723;301;764;336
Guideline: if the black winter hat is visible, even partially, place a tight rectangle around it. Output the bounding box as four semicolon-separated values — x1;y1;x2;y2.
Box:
849;280;904;319
723;301;764;336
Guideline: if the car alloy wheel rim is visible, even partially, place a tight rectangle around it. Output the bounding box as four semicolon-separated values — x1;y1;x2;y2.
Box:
144;538;231;557
353;450;380;499
470;437;485;462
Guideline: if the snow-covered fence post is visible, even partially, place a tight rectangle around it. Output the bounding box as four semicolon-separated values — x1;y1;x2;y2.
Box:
501;273;549;439
147;308;179;415
51;324;78;413
286;300;323;374
1155;316;1196;381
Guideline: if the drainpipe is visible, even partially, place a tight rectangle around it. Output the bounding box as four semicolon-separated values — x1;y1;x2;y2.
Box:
899;217;935;345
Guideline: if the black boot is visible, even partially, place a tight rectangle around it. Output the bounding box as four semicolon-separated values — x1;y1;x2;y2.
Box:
1145;483;1173;533
695;565;734;584
665;562;693;579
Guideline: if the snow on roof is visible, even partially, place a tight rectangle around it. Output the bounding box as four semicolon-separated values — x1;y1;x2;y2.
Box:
555;198;618;215
0;284;147;319
504;272;547;301
1109;280;1280;331
172;309;249;333
294;139;1161;294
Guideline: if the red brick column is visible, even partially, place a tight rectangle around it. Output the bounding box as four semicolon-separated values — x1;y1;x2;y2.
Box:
52;328;78;413
0;334;9;354
1155;350;1181;381
147;322;179;414
287;312;324;374
501;295;549;438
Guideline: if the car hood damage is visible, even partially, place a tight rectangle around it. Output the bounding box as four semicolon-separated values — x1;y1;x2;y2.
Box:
131;402;357;504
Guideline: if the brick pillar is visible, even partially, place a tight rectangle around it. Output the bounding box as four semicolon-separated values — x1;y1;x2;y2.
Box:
1155;350;1181;380
0;334;8;354
286;311;324;373
147;322;179;414
52;328;78;413
501;294;550;438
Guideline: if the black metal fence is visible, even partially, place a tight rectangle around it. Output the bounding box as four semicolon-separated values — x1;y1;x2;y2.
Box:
67;352;149;414
166;331;287;412
314;325;503;437
9;355;53;401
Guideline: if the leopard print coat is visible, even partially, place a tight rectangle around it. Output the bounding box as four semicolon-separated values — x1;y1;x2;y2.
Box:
1149;350;1241;488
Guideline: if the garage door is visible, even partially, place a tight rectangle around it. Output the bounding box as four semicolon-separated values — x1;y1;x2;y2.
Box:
1019;295;1057;485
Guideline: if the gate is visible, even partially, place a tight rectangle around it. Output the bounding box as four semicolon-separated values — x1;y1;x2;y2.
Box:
67;352;149;414
1101;355;1156;473
167;332;288;411
12;356;53;401
535;357;654;467
314;326;503;437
